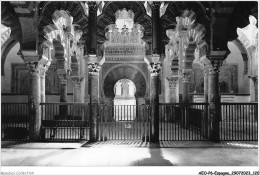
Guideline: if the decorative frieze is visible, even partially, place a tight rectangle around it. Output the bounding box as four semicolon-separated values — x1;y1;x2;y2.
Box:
105;46;145;56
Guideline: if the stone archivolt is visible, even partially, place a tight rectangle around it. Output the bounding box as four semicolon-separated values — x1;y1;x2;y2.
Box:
41;10;84;79
166;10;207;78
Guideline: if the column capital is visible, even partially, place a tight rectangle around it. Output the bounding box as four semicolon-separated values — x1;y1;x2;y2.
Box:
26;61;40;74
199;56;211;76
88;63;100;76
57;69;68;84
208;60;223;75
87;1;98;14
71;77;83;87
149;62;161;76
150;2;161;11
167;77;179;89
181;69;192;82
38;63;49;78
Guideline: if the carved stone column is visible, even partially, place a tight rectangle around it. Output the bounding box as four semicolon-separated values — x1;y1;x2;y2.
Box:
208;58;224;142
39;65;49;103
181;70;192;104
203;68;209;138
199;60;210;139
26;62;41;141
71;79;83;102
58;73;68;103
88;63;100;142
57;71;68;118
149;63;161;142
168;77;179;103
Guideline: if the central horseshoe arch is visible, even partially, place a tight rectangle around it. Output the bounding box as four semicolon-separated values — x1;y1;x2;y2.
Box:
102;64;148;99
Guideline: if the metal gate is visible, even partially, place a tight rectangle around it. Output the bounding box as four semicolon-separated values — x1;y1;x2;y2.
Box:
1;103;29;141
159;103;208;141
220;103;258;141
99;105;151;141
41;103;90;142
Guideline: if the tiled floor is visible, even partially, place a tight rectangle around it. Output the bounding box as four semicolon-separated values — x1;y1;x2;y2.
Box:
1;140;258;166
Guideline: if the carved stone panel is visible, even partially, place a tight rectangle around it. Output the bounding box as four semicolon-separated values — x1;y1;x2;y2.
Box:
11;63;30;94
11;63;61;94
192;63;238;93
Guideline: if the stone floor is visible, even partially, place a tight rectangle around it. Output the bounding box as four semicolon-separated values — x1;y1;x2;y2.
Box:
1;140;258;167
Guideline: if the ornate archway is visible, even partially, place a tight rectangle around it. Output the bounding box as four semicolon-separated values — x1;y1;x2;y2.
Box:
102;64;148;99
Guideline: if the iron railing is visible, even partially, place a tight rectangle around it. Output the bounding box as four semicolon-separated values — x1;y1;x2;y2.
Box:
1;103;29;141
40;103;90;142
159;103;208;141
1;102;258;142
220;103;258;141
99;105;151;141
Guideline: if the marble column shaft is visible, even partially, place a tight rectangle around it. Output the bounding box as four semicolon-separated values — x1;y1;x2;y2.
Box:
169;77;179;103
89;71;99;142
203;70;209;139
150;72;159;142
28;63;41;141
59;75;68;118
208;62;222;142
